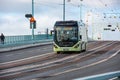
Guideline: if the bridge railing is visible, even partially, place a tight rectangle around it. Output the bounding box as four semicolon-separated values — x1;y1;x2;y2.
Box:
0;34;53;48
74;71;120;80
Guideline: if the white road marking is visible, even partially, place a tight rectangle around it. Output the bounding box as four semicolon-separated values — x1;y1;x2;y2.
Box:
5;54;14;57
88;41;114;51
0;41;115;74
52;49;120;76
0;41;113;65
109;77;119;80
0;54;80;74
0;52;54;65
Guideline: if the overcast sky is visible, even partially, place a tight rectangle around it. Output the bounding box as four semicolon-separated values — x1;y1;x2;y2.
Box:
0;0;120;40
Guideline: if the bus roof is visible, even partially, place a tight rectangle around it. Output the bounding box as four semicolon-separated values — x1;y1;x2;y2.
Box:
54;21;78;26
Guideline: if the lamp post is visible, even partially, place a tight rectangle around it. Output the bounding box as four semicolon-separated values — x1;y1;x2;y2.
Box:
80;0;83;22
63;0;65;21
32;0;34;40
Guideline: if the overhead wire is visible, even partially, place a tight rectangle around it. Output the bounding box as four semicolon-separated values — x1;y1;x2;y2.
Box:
34;0;120;20
34;1;81;15
34;2;62;8
35;0;63;5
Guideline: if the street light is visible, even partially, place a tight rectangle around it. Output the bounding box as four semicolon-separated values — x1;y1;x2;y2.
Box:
32;0;34;40
25;0;35;40
63;0;65;21
79;0;83;22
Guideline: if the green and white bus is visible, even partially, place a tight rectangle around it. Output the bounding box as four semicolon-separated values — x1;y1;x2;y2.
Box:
53;20;88;53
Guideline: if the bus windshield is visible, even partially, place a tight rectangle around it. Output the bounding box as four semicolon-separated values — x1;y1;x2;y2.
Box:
54;26;78;47
55;26;78;42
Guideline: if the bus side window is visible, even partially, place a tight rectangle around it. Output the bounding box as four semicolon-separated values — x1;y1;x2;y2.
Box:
80;35;82;39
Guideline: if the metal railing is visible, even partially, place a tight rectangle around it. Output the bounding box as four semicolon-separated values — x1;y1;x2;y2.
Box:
0;34;53;48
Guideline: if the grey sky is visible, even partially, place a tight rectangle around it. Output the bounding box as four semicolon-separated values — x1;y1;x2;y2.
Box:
0;0;120;40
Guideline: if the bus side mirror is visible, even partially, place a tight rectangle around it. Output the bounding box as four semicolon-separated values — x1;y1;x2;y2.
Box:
80;35;82;39
50;30;54;36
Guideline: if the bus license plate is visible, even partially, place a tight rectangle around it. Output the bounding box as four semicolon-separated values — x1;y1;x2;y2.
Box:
63;49;69;51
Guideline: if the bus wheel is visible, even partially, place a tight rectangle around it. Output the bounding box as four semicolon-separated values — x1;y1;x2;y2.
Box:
83;43;86;52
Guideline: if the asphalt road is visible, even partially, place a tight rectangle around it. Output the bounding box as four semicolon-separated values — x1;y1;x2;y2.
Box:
0;41;120;80
0;41;108;63
41;52;120;80
16;41;120;80
0;44;53;63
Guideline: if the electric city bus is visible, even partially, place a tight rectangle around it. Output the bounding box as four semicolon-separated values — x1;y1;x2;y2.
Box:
53;20;88;53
